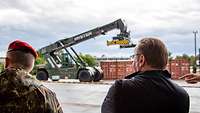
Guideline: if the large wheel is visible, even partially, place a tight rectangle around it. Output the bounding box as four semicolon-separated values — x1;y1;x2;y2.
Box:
36;70;48;81
93;67;103;82
78;69;93;82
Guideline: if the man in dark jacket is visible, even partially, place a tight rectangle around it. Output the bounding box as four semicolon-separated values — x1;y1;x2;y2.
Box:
101;37;189;113
0;40;63;113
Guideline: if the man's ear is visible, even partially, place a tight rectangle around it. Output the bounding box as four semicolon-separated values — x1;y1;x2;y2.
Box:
139;55;145;66
5;57;10;68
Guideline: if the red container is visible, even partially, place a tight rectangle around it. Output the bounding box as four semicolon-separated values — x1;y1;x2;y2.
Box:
100;58;190;80
100;60;134;80
167;59;190;79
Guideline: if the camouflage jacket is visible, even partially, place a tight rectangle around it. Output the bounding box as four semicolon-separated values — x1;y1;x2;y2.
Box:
0;68;63;113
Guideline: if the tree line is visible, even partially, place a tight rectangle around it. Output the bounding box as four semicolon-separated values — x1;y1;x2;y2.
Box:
168;52;198;66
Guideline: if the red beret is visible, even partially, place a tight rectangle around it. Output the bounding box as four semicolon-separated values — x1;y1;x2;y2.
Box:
8;40;38;58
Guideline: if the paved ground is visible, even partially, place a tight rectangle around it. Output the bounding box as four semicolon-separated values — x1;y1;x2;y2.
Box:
43;80;200;113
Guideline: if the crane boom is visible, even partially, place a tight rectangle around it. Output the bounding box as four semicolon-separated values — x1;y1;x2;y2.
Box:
39;19;130;54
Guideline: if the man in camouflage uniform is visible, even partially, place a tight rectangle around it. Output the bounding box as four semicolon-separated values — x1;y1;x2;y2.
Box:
0;40;63;113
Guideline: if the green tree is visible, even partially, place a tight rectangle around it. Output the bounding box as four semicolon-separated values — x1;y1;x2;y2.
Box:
189;55;196;66
175;55;182;59
35;53;46;65
175;53;196;66
168;51;173;73
76;53;97;67
175;54;189;60
0;63;4;72
168;51;173;60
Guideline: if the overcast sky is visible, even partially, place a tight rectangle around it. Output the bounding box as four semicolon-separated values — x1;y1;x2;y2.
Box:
0;0;200;57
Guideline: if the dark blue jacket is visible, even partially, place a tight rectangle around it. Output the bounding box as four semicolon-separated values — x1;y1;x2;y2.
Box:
101;70;189;113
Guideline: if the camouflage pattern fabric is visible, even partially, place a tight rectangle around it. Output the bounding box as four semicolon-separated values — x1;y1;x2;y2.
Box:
0;68;63;113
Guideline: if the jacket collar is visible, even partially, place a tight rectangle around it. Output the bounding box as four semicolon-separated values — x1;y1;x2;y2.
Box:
125;70;171;79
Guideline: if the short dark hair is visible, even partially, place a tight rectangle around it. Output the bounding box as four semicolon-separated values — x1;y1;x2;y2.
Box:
136;37;168;69
7;50;35;71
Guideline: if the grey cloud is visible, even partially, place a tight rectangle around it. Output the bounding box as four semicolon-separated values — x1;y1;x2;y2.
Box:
0;0;200;57
0;0;26;9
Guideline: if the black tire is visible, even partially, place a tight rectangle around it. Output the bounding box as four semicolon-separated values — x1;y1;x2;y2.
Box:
93;68;103;82
78;69;93;82
36;70;48;81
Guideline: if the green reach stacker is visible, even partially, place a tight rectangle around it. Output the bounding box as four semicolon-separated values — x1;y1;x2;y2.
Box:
35;19;135;82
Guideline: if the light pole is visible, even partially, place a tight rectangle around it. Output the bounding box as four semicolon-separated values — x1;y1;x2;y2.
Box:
199;48;200;66
193;30;198;73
